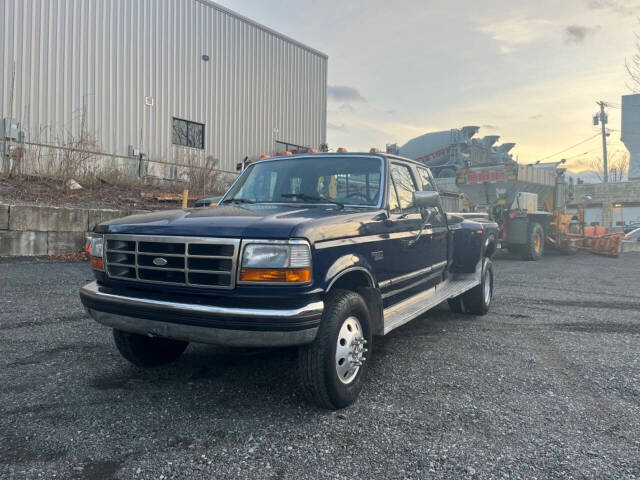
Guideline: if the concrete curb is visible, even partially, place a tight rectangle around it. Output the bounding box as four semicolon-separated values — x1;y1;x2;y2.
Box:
0;203;148;256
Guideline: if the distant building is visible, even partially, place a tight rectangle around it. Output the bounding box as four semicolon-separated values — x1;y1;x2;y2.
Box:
622;94;640;180
0;0;327;177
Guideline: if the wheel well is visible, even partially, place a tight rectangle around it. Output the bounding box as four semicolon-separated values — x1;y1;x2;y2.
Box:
329;269;373;292
328;270;383;336
484;239;496;257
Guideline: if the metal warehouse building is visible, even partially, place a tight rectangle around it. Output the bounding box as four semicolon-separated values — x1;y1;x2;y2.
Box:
0;0;328;176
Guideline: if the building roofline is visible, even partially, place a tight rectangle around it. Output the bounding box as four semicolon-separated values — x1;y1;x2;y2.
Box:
194;0;328;59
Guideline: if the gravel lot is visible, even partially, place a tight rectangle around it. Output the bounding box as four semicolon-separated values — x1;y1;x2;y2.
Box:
1;252;639;479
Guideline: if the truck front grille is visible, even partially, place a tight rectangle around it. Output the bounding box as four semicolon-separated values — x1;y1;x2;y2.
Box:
104;234;240;290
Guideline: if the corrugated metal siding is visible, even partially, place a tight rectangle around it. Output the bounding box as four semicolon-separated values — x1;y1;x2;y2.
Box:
1;0;327;173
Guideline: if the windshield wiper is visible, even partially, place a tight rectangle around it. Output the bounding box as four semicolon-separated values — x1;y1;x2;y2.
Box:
281;193;344;209
221;197;255;204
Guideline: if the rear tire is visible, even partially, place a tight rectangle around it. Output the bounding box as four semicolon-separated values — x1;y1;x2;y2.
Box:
298;290;372;410
521;222;544;261
462;257;494;315
113;330;188;367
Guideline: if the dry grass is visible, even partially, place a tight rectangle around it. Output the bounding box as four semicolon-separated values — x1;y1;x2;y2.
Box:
3;109;235;204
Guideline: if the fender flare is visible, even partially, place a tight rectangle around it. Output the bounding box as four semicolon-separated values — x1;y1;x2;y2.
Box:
484;233;497;257
323;254;376;291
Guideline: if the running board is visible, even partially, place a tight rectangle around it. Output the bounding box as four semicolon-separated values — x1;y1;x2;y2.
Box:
382;264;482;335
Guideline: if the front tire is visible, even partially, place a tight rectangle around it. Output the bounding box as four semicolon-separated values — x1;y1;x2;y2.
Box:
298;290;372;410
462;257;494;315
113;330;188;367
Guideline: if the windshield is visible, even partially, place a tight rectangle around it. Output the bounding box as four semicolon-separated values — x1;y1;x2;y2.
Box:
224;156;383;207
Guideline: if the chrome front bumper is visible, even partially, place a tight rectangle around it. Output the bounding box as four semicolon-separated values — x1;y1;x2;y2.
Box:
80;281;323;347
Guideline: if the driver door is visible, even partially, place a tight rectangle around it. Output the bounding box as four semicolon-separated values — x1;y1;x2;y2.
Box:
379;162;436;303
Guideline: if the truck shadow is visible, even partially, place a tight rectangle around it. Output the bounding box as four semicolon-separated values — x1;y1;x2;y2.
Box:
88;344;303;410
87;307;465;413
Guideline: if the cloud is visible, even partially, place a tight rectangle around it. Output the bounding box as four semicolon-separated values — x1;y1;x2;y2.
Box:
482;124;499;130
478;17;554;54
585;0;640;15
328;122;348;131
530;114;544;120
338;103;357;114
565;25;600;44
327;85;366;102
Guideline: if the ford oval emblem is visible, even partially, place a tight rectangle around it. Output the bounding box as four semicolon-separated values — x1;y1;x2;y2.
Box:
153;257;168;267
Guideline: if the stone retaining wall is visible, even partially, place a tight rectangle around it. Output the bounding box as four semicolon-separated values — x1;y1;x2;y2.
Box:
0;203;147;256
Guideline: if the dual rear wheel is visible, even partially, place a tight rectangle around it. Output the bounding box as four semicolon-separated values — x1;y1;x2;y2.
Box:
447;257;494;315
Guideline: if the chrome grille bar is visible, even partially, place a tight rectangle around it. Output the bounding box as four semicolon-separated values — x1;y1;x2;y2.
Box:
104;234;240;290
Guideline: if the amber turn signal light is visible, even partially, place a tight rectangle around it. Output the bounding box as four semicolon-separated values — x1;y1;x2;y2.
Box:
239;268;311;283
90;256;104;271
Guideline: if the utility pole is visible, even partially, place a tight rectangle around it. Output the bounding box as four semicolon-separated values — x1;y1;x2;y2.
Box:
596;101;609;183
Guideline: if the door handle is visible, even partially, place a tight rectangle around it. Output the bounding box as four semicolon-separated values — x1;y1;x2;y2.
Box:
408;223;433;246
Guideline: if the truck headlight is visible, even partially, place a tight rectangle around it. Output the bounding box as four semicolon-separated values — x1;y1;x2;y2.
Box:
239;241;311;283
88;235;104;271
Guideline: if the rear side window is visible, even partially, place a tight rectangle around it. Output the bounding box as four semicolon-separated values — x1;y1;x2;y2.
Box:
388;182;401;214
390;163;418;213
417;167;437;192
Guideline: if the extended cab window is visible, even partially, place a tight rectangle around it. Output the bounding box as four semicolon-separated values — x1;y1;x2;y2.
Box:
388;182;401;214
390;163;418;213
417;167;437;192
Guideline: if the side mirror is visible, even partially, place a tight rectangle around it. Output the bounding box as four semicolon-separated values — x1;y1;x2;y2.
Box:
413;191;440;209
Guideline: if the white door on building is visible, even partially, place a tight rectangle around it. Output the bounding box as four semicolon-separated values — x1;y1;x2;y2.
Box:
613;205;640;227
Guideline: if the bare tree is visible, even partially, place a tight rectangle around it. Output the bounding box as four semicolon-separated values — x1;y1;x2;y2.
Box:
627;21;640;92
576;152;629;182
609;152;629;183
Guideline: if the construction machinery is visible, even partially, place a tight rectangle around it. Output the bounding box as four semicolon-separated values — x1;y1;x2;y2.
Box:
386;126;516;178
454;160;623;259
386;125;623;259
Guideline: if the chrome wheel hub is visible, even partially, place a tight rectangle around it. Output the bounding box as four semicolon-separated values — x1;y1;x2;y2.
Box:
336;316;367;384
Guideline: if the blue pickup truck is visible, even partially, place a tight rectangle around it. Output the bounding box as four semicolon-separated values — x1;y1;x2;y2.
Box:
80;153;498;409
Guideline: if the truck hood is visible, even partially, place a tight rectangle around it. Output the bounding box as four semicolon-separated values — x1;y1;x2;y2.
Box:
95;204;384;243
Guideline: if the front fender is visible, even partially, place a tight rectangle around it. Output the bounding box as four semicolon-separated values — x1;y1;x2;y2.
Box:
322;253;376;291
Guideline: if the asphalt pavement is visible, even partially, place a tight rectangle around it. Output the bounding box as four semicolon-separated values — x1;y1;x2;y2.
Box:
1;251;639;479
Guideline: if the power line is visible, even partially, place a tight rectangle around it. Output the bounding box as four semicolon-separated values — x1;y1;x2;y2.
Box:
533;133;601;162
565;151;589;161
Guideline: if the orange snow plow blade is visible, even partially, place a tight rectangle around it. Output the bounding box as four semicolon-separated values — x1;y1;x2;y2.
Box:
578;232;624;257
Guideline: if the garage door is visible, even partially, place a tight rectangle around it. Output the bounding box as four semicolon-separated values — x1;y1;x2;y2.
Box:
612;205;640;227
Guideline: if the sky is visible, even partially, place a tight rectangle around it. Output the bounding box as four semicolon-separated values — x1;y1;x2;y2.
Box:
221;0;639;171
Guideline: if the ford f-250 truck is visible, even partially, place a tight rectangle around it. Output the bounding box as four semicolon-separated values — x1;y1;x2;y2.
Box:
80;153;498;409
